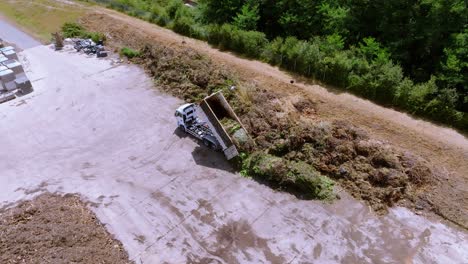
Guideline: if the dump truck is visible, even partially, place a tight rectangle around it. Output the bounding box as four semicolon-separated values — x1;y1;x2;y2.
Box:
175;91;247;160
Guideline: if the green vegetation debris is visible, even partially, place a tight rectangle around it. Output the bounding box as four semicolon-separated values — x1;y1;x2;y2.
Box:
61;22;106;43
220;117;241;135
120;47;141;59
242;152;335;200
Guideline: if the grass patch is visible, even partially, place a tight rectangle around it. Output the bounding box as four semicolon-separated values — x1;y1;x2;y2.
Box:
120;47;141;59
0;0;89;42
61;22;106;43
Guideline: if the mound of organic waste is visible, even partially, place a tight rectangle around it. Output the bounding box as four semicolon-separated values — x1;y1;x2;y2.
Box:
241;88;433;213
132;41;434;211
0;193;132;264
137;44;233;103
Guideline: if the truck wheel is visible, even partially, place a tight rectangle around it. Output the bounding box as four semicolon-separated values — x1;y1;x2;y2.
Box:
203;139;213;149
203;140;217;150
179;125;186;133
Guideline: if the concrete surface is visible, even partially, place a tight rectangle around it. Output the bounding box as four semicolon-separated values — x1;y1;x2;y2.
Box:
0;19;41;50
0;45;467;263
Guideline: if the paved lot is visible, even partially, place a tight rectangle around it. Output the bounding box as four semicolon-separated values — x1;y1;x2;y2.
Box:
0;44;467;263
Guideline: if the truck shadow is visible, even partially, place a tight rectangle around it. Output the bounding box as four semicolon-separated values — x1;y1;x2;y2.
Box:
173;128;235;173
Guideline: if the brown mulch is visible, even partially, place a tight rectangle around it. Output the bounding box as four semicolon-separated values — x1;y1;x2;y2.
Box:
0;193;133;264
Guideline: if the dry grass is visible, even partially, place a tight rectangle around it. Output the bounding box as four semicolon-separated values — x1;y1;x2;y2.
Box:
236;83;255;107
0;0;90;42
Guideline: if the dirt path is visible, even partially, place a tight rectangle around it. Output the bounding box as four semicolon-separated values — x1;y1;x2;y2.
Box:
81;9;468;228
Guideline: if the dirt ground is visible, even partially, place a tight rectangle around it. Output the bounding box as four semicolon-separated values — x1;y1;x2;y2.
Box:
0;193;132;264
79;10;468;229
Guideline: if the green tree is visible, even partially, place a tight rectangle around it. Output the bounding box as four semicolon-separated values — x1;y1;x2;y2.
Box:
233;2;260;30
357;37;390;63
318;2;350;35
439;29;468;111
276;0;319;39
197;0;244;24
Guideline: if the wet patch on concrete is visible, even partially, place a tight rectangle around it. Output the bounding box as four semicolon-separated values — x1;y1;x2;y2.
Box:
134;234;146;244
81;173;96;180
207;220;286;263
313;243;322;259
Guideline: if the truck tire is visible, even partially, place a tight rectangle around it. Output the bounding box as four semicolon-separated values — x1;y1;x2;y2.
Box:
203;139;217;150
203;139;214;149
179;125;186;133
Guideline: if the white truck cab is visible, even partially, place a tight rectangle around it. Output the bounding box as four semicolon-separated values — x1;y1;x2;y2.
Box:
175;103;220;149
175;103;197;131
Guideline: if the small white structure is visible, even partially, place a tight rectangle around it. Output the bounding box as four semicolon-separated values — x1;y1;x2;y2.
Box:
15;75;32;94
3;60;24;75
3;50;18;60
0;46;14;52
0;69;15;83
0;56;8;64
0;46;33;98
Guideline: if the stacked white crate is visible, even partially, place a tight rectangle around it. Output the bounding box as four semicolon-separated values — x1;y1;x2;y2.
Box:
3;60;23;75
0;69;15;91
0;46;32;95
3;49;18;60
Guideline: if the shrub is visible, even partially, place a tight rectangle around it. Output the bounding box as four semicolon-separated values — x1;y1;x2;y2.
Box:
108;2;130;12
348;60;402;103
83;32;107;43
207;24;267;58
393;78;414;107
61;22;85;38
120;47;141;58
216;24;234;50
321;50;353;87
172;16;192;36
457;114;468;131
232;30;267;57
261;37;284;65
61;22;106;43
166;0;184;19
206;24;221;45
154;11;170;27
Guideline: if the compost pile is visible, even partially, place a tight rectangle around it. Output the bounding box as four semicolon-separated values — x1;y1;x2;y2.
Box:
132;42;434;212
136;44;232;103
0;193;133;263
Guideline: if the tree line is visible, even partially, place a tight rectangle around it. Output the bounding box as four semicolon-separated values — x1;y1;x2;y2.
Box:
85;0;468;131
